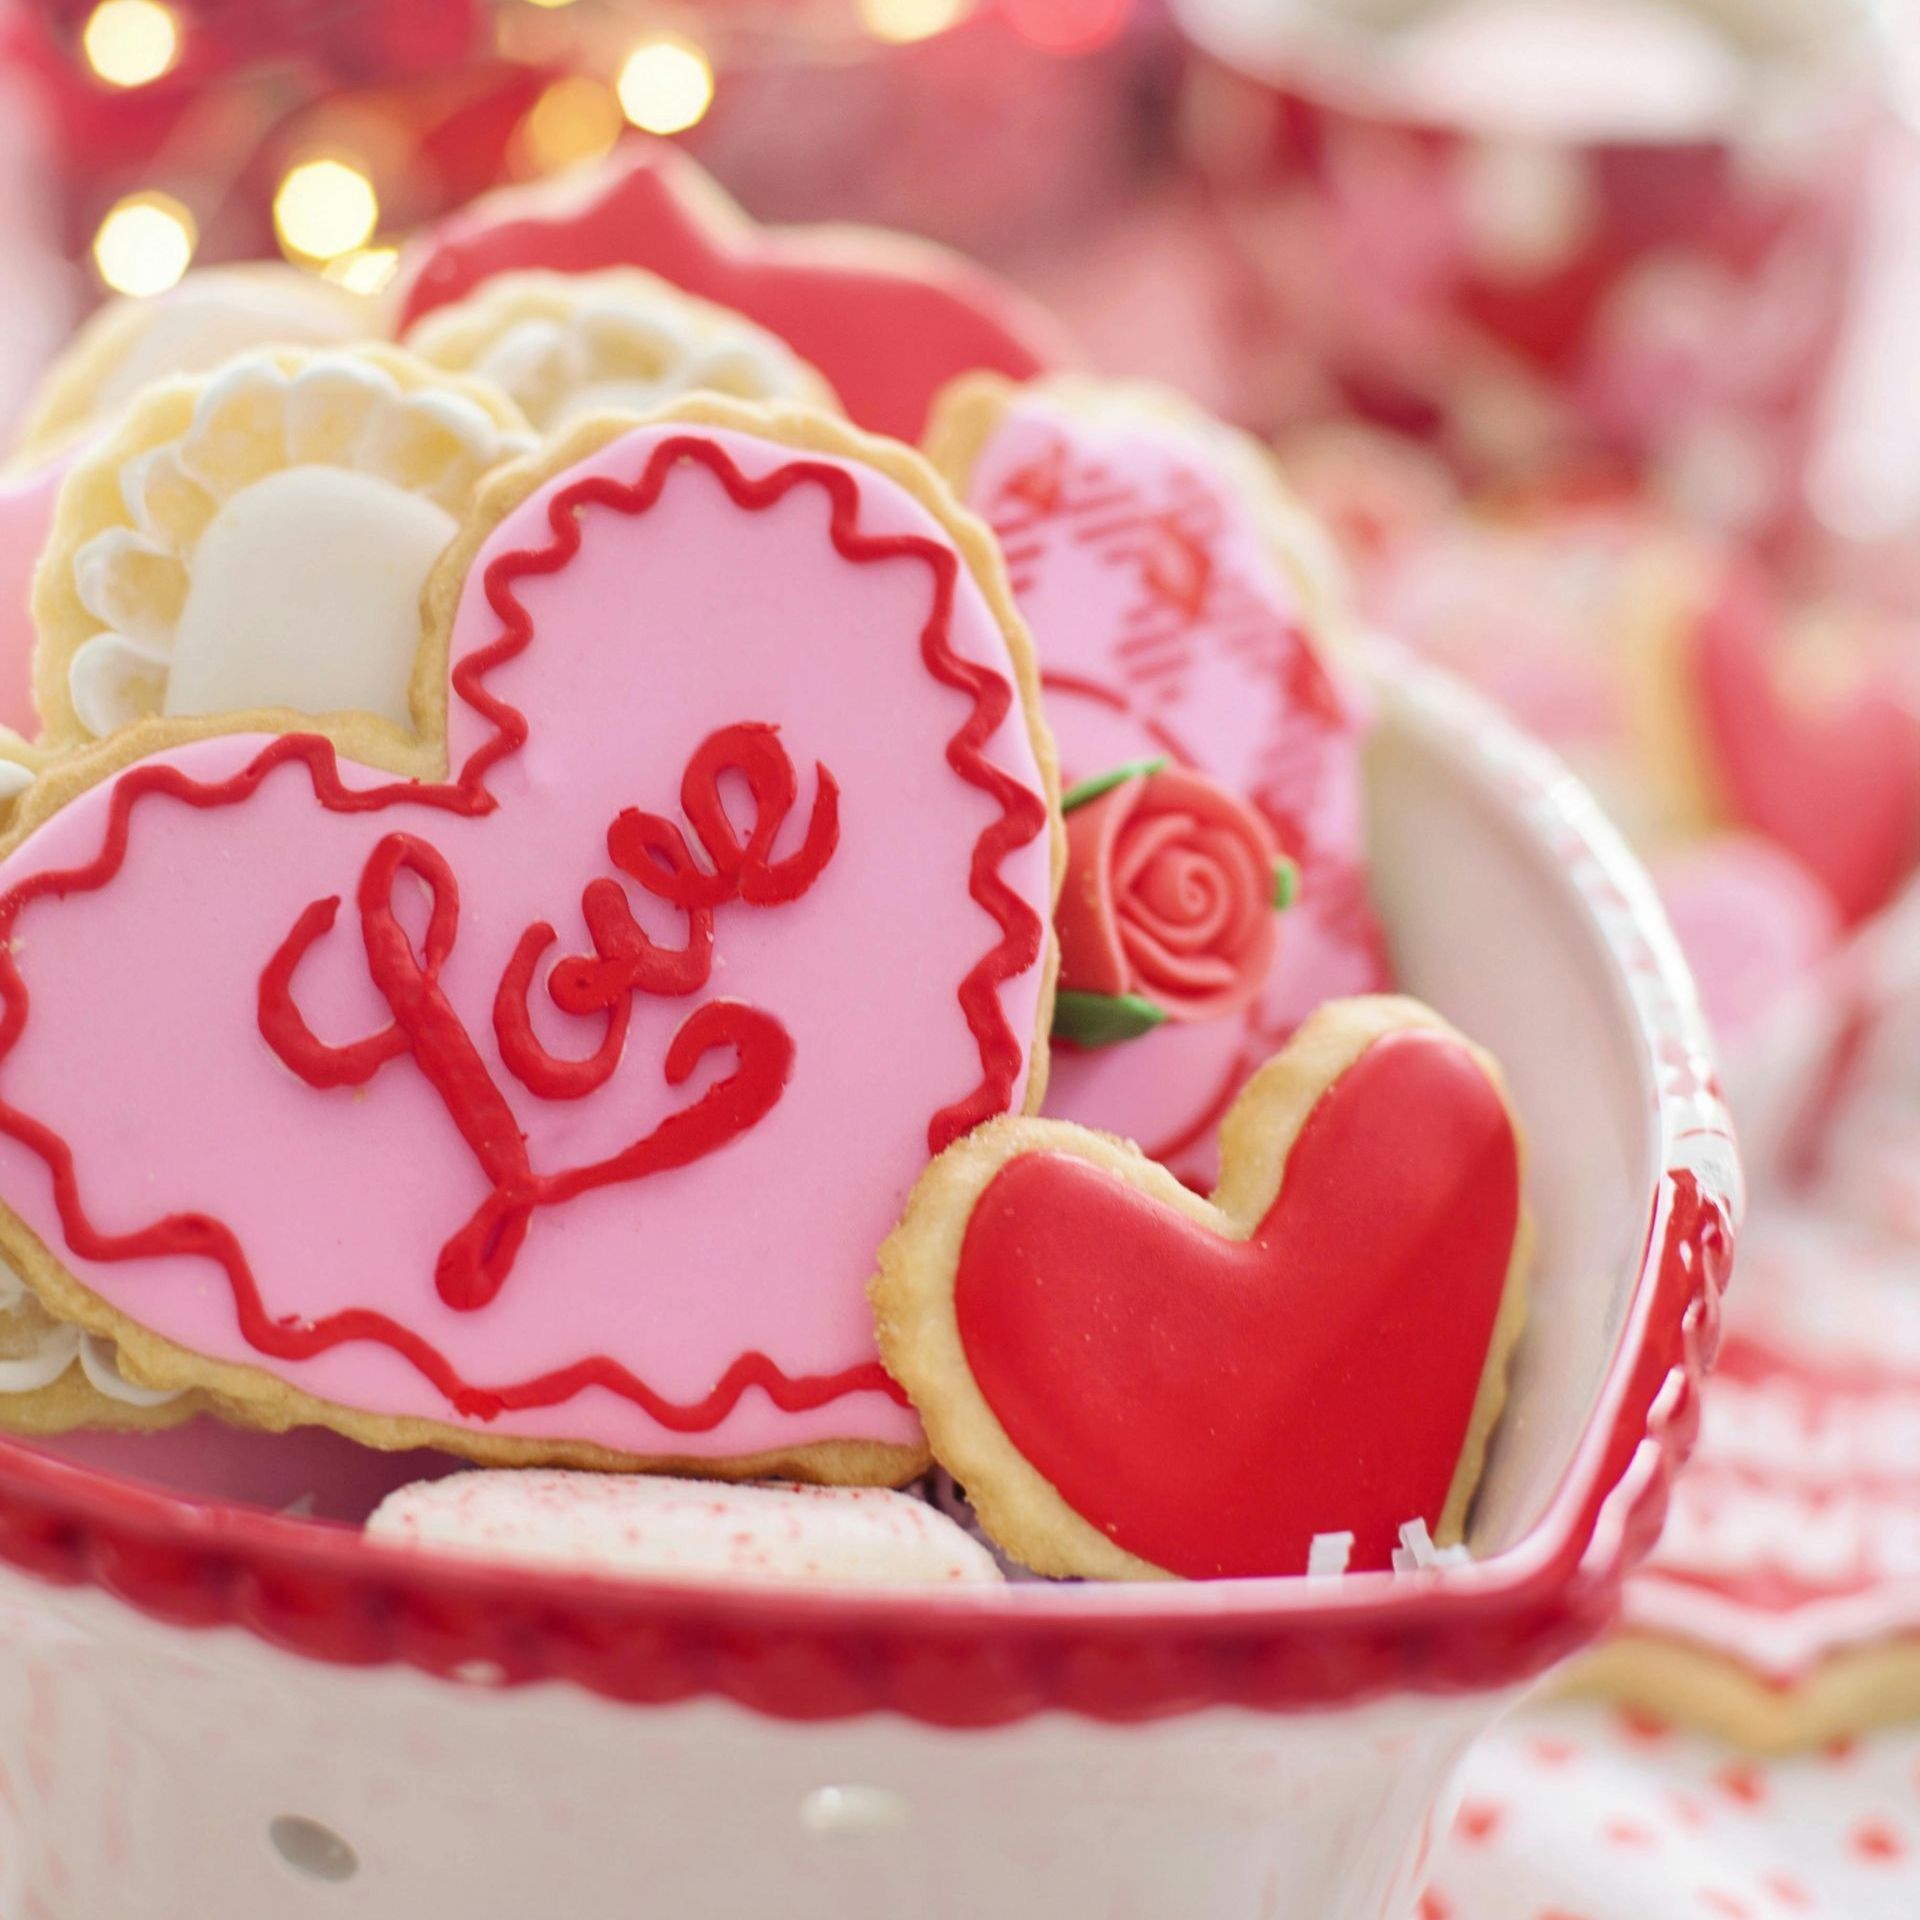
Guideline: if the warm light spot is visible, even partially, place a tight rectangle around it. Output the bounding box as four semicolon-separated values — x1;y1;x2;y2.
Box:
859;0;970;44
521;0;580;8
616;37;714;136
518;74;623;173
1001;0;1130;55
274;159;380;262
82;0;179;88
92;191;195;296
321;246;400;296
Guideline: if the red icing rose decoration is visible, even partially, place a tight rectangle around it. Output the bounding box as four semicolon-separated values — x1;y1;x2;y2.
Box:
1056;761;1291;1041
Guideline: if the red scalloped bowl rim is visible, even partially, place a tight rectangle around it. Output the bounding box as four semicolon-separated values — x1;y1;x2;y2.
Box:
0;659;1739;1725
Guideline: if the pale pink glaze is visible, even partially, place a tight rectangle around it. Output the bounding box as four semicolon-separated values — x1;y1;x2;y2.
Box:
964;400;1386;1181
1656;833;1839;1044
368;1470;1005;1586
0;451;72;736
0;423;1052;1457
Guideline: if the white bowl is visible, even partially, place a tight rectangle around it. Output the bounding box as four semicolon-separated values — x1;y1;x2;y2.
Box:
0;648;1738;1920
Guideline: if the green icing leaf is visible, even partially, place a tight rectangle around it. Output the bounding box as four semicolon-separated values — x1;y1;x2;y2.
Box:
1060;757;1169;814
1272;856;1300;911
1053;990;1169;1049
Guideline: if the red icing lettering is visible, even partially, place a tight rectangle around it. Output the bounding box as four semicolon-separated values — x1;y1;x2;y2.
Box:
608;720;839;912
261;723;825;1314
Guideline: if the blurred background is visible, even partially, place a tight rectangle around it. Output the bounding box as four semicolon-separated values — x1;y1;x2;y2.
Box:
1;0;1914;555
8;2;1920;984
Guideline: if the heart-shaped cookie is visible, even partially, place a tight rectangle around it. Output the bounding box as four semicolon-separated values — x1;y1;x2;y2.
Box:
394;139;1069;442
872;996;1529;1578
1686;564;1920;927
0;394;1059;1477
926;375;1389;1186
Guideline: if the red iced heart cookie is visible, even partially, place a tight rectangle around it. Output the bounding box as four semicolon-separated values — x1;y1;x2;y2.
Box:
1684;563;1920;926
872;996;1530;1578
0;397;1057;1475
395;139;1071;442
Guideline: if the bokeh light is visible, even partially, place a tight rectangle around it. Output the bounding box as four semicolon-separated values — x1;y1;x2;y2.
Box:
321;246;401;296
274;158;380;262
519;74;623;173
81;0;180;89
859;0;971;44
1001;0;1130;56
92;191;196;296
616;38;715;136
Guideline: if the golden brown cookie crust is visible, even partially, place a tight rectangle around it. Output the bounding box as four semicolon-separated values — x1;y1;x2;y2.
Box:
1566;1634;1920;1756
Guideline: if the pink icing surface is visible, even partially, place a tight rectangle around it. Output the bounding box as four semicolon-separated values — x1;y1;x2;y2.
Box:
1656;833;1839;1043
0;423;1051;1457
964;399;1387;1181
0;451;71;737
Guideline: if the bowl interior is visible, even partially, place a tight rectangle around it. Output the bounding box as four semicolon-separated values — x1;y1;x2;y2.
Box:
3;660;1682;1586
1367;682;1660;1558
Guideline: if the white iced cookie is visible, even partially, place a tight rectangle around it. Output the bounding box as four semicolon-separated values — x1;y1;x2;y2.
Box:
13;264;374;465
367;1471;1005;1587
33;344;532;747
404;268;839;434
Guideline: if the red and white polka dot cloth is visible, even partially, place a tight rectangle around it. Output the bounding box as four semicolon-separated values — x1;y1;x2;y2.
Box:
1426;954;1920;1920
1427;1700;1920;1920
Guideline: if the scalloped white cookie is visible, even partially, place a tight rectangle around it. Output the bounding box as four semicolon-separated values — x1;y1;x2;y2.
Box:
403;267;841;433
13;264;374;465
32;343;533;748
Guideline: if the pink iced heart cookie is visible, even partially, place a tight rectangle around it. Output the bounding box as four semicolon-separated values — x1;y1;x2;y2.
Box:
1655;833;1840;1045
0;401;1057;1477
927;376;1387;1184
1687;564;1920;927
395;139;1071;443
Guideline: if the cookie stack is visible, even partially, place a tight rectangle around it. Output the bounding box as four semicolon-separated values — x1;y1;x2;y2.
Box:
0;138;1531;1589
